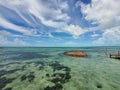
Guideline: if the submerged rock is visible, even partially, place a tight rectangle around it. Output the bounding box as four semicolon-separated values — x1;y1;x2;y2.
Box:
21;75;27;81
50;62;71;72
4;87;12;90
46;73;50;77
0;77;14;90
96;83;102;88
0;69;21;77
64;51;87;57
48;62;71;90
27;73;35;82
51;77;62;83
20;72;35;82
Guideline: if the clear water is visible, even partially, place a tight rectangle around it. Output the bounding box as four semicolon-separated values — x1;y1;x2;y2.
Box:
0;47;120;90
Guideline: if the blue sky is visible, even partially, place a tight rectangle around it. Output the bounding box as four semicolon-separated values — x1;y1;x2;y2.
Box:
0;0;120;47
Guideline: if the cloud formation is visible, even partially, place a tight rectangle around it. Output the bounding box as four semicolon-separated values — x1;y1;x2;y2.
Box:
0;36;29;46
0;0;87;39
0;0;120;46
0;16;33;35
80;0;120;29
78;0;120;45
93;26;120;45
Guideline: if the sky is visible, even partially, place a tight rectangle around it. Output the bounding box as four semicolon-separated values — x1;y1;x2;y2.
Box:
0;0;120;47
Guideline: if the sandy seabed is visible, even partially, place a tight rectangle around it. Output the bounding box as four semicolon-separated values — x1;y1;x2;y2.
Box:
0;47;120;90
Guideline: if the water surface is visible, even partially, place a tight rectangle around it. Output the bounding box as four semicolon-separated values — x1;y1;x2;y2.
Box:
0;47;120;90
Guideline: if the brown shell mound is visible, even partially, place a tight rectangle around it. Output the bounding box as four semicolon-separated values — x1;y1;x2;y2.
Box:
64;51;87;57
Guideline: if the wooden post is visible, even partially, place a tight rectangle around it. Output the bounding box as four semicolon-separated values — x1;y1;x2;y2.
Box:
105;48;108;56
109;54;111;58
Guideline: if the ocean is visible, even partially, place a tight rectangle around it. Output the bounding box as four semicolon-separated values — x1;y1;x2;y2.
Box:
0;47;120;90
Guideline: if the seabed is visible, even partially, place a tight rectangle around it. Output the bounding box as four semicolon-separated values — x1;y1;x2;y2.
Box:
0;47;120;90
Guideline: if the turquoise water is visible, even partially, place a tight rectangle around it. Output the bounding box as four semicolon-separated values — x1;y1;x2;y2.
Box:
0;47;120;90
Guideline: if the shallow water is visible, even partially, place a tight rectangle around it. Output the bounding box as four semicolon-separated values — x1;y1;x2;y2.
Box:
0;47;120;90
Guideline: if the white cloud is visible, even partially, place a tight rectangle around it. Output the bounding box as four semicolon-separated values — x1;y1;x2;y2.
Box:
80;0;120;29
0;30;24;37
59;1;69;10
0;30;13;36
0;0;88;39
0;36;29;46
91;32;99;38
64;24;88;39
0;17;34;35
0;0;70;26
13;38;29;46
77;0;120;45
93;26;120;45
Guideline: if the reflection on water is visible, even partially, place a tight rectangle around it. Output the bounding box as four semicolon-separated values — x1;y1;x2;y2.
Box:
0;47;120;90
